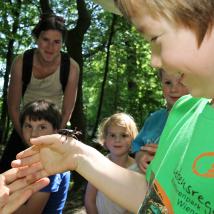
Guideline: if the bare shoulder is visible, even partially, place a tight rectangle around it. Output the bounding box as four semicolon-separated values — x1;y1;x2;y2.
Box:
69;57;80;72
13;54;23;66
10;54;24;77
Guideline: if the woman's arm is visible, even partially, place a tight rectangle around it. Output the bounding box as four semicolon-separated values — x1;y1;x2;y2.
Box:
60;58;79;128
84;182;98;214
13;135;148;213
7;55;23;137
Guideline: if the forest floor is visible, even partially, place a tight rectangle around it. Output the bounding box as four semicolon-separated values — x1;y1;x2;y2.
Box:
63;180;87;214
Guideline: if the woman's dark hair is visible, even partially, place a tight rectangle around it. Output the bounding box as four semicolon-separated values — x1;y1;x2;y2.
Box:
32;13;66;40
20;99;62;130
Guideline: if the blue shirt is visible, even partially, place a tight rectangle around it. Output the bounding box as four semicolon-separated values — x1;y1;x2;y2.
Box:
132;108;168;153
40;171;70;214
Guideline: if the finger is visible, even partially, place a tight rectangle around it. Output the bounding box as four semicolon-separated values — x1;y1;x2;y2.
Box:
30;134;60;145
7;163;43;193
29;177;50;193
25;170;49;183
2;168;19;184
1;178;49;214
12;153;41;167
16;145;39;159
1;189;32;214
142;143;158;148
15;163;44;178
142;161;149;170
139;163;146;174
10;171;49;193
0;187;9;208
8;175;34;193
140;146;157;154
142;153;154;162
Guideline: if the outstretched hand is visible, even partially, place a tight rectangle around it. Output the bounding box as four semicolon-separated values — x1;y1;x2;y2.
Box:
0;168;49;214
12;134;80;180
135;144;158;173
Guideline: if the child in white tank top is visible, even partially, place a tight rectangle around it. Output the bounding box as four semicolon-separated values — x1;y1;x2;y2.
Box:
84;113;140;214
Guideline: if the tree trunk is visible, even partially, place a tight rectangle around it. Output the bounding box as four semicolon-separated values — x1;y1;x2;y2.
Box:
90;14;117;139
65;0;91;141
40;0;91;141
0;0;22;144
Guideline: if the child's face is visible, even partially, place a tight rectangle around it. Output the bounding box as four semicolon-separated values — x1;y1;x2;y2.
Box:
22;116;57;146
131;9;214;98
105;125;132;157
161;71;189;109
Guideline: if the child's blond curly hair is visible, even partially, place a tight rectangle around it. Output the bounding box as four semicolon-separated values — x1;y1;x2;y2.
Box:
97;112;138;146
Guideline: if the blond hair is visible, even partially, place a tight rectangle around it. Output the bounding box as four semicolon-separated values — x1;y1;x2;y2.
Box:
114;0;214;46
98;113;138;146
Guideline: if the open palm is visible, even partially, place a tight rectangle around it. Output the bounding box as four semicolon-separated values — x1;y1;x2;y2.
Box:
14;134;80;177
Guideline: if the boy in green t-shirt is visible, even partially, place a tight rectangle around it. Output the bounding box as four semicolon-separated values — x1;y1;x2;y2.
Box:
13;1;214;214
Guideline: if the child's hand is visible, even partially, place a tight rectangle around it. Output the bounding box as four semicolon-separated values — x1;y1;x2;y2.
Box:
0;168;49;214
12;134;81;179
141;143;158;154
135;144;158;173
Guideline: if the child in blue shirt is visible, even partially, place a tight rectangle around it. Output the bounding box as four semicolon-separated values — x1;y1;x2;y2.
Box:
132;69;188;173
14;99;70;214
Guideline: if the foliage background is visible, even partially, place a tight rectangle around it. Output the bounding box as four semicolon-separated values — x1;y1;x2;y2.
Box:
0;0;165;144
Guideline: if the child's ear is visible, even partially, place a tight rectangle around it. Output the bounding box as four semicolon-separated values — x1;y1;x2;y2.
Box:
53;129;58;134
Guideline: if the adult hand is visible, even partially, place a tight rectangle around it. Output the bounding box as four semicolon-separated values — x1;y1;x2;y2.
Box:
0;168;49;214
12;134;80;180
13;134;148;213
135;144;158;173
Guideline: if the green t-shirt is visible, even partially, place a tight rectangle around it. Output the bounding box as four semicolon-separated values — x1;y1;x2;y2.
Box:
139;95;214;214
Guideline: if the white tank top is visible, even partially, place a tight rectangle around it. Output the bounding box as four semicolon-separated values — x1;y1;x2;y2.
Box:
96;156;140;214
23;67;63;111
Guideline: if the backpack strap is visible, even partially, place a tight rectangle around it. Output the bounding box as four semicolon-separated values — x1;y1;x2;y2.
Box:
22;49;35;96
60;52;70;92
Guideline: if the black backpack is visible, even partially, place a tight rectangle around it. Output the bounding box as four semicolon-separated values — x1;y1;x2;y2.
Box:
22;48;70;96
